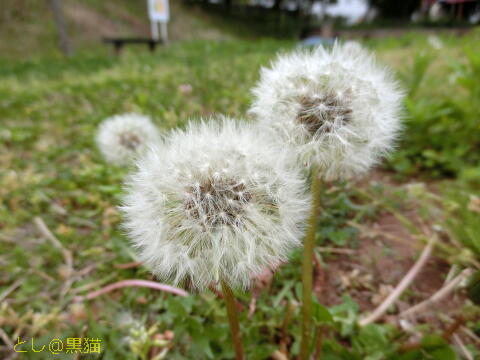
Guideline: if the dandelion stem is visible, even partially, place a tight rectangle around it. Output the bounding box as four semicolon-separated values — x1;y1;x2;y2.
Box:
221;280;244;360
299;168;321;360
313;326;325;360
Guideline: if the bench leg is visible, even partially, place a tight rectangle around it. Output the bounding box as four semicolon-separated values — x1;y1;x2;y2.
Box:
114;42;123;55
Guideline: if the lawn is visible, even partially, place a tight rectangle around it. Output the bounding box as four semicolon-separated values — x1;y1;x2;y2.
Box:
1;24;480;360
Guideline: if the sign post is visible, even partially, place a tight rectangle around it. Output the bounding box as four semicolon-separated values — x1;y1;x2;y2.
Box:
148;0;169;42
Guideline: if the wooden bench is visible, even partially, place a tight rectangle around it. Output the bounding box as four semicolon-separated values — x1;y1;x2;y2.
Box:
103;38;163;54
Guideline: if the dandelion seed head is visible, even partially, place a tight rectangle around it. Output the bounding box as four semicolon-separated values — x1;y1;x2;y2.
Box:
250;43;404;180
121;118;309;290
96;113;162;166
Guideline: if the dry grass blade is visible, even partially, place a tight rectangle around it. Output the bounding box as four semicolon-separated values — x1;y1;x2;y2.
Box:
400;268;473;318
0;327;14;349
34;217;73;269
279;301;296;355
359;235;437;326
0;277;26;303
316;246;355;255
34;216;74;297
453;334;474;360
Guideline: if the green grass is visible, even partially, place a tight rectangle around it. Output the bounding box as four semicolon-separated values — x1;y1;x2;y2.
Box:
1;39;298;360
1;28;480;359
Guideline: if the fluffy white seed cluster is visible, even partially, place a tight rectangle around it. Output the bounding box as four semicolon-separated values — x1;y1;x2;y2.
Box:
250;43;404;180
96;113;162;165
121;118;309;290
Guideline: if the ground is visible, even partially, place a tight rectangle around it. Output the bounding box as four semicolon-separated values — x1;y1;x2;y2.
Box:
1;2;480;359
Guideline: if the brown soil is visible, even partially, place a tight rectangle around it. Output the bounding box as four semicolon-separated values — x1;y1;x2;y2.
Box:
319;212;456;310
64;2;119;37
317;171;468;328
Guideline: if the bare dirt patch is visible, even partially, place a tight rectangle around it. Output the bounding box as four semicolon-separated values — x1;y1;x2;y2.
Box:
64;2;119;38
317;172;468;331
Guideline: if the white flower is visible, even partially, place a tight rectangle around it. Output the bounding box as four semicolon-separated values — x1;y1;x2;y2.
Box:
427;35;443;50
121;118;309;290
96;113;162;165
249;43;403;180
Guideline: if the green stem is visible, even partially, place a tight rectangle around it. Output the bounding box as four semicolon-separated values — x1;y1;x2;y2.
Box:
313;326;324;360
221;280;244;360
299;168;322;360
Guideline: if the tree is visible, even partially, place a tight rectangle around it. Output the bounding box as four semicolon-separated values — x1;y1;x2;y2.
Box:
49;0;73;56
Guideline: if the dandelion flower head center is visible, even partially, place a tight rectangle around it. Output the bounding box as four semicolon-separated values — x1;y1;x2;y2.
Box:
296;91;353;137
121;119;311;289
184;176;252;227
119;132;142;151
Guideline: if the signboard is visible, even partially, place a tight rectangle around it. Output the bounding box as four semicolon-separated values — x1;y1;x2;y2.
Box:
148;0;169;22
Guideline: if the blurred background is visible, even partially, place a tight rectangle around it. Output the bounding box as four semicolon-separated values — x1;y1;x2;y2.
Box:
1;1;479;359
1;0;480;56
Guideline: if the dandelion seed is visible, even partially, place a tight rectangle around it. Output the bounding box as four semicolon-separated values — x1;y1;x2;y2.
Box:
250;43;404;180
121;118;309;290
96;113;162;166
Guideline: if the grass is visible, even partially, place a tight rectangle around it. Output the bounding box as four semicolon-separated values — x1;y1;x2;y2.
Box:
1;17;480;360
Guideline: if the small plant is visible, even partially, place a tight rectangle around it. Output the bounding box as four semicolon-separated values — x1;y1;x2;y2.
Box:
391;44;480;178
249;43;404;359
4;30;479;360
120;118;309;359
96;113;162;166
444;189;480;259
250;44;403;181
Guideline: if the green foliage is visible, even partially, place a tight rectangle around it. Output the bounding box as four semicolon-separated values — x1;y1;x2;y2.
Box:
316;184;377;248
442;187;480;258
467;271;480;305
351;324;392;359
1;31;477;359
312;298;334;326
389;34;480;178
413;335;458;360
399;51;433;97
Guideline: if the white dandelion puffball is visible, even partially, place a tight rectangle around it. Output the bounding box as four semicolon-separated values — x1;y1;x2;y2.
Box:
121;118;309;290
250;43;404;181
96;113;162;165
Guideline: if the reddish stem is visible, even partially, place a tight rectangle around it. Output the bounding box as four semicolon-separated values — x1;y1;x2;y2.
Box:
73;279;188;302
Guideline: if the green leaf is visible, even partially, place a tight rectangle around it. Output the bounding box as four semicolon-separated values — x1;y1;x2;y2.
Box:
166;297;188;317
421;334;447;348
429;347;457;360
467;271;480;305
312;299;333;325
